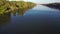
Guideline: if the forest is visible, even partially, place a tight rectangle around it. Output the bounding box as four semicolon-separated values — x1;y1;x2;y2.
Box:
0;0;36;14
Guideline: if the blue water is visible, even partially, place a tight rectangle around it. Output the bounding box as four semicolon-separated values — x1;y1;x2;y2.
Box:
0;5;60;33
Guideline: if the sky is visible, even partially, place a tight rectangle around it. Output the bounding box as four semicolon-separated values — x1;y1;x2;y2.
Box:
9;0;60;4
23;0;60;4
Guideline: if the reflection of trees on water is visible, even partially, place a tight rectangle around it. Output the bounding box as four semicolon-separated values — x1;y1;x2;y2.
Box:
0;5;36;24
12;6;35;16
18;8;29;16
18;9;26;16
12;8;29;16
0;13;11;25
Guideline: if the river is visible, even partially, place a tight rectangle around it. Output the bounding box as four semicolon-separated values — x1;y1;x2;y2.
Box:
0;5;60;33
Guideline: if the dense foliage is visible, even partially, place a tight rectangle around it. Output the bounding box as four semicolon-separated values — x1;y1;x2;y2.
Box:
0;0;36;14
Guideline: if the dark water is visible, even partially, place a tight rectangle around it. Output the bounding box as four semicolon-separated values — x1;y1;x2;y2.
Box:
0;5;60;33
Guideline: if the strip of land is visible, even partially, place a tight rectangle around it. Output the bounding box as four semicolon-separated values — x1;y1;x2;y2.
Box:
42;3;60;10
0;0;36;14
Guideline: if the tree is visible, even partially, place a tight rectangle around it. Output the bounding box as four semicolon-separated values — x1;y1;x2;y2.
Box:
7;0;23;1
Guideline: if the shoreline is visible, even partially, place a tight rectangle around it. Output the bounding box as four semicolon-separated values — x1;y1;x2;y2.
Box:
42;3;60;10
0;1;36;14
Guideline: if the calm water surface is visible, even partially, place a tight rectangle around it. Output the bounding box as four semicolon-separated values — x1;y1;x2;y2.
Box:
0;5;60;33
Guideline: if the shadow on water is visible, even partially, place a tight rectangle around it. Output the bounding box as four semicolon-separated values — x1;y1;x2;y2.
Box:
0;13;11;25
0;13;11;33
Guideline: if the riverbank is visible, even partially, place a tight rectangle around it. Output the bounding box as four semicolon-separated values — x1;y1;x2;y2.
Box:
42;3;60;10
0;1;36;14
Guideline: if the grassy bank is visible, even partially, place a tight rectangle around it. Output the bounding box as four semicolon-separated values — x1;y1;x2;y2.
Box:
0;0;36;14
